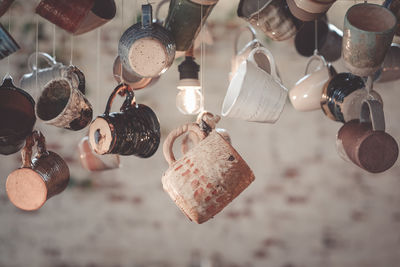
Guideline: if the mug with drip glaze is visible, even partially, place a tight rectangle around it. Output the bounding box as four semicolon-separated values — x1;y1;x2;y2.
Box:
88;83;160;158
6;131;70;211
36;66;93;131
162;122;255;224
0;75;36;155
320;72;382;123
337;100;398;173
0;23;19;60
164;0;218;51
342;3;397;77
237;0;303;41
119;4;176;78
286;0;336;21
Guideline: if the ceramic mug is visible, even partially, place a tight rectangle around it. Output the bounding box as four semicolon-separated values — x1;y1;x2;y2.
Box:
342;3;397;77
0;23;19;60
165;0;218;51
88;84;160;157
320;72;382;122
287;0;336;21
385;0;400;36
119;4;176;78
36;66;93;131
6;131;70;211
238;0;303;41
162;123;255;224
0;76;36;155
377;43;400;83
222;46;288;123
78;135;120;172
289;54;333;111
337;100;398;173
74;0;116;35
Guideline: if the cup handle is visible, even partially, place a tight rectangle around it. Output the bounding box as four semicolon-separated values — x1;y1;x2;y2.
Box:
64;66;86;94
305;53;328;76
155;0;169;23
247;46;278;80
360;99;385;131
21;130;48;168
233;25;257;55
163;123;207;166
27;52;57;72
141;4;153;28
104;83;135;115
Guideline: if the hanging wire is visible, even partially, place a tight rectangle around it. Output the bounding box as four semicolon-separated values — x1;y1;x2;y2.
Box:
6;6;11;76
35;15;39;91
70;34;74;65
257;0;260;26
120;0;124;83
96;28;101;112
200;2;205;112
314;19;318;55
52;24;56;60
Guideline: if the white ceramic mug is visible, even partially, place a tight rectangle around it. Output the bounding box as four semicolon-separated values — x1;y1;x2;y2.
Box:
289;54;331;111
222;46;288;123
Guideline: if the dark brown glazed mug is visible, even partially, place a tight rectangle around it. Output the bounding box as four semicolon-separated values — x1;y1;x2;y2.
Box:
6;131;70;211
337;100;398;173
88;84;160;157
74;0;116;35
0;76;36;155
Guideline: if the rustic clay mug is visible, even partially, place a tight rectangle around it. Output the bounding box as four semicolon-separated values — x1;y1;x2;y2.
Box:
165;0;218;51
342;3;397;77
74;0;116;35
337;100;398;173
36;66;93;131
88;83;160;157
162;123;255;224
6;131;70;211
222;46;288;123
0;0;14;17
78;135;120;172
0;23;19;60
0;76;36;155
287;0;336;21
321;72;382;122
377;43;400;83
238;0;303;41
119;4;176;78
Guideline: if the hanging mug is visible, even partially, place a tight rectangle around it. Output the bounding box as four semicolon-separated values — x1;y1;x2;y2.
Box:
162;123;255;224
0;23;19;60
222;46;288;123
286;0;336;21
74;0;116;35
0;0;14;18
6;131;70;211
36;66;93;131
118;4;176;78
238;0;303;41
336;100;398;173
0;76;36;155
88;84;160;157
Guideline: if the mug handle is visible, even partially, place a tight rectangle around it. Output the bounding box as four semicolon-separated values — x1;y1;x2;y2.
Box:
27;52;58;72
64;66;86;94
247;46;278;80
104;83;136;115
21;130;48;168
141;4;153;29
360;99;385;131
163;123;207;166
305;53;328;76
155;0;169;23
233;25;257;55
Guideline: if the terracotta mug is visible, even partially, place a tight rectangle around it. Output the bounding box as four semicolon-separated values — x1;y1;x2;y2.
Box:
287;0;336;21
376;43;400;83
222;46;288;123
321;72;382;123
0;23;19;60
78;135;120;172
0;76;36;155
162;123;255;224
74;0;116;35
6;131;70;211
36;66;93;131
165;0;218;51
337;100;398;173
342;3;397;77
238;0;303;41
0;0;14;17
88;84;160;157
118;4;176;78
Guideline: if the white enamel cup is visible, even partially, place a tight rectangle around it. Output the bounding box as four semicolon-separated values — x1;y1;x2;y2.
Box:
222;46;288;123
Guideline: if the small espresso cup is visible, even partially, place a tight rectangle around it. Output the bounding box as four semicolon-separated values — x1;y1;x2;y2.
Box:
336;100;399;173
0;75;36;155
88;83;160;157
342;3;397;77
238;0;302;41
36;66;93;131
118;4;176;78
6;131;70;211
222;46;288;123
321;72;382;122
290;54;333;111
287;0;336;21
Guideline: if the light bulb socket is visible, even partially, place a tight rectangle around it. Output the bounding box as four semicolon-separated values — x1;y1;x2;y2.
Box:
178;56;200;80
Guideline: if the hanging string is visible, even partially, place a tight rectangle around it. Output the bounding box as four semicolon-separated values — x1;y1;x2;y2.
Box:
200;2;205;112
35;15;39;91
6;6;11;76
120;0;124;83
314;19;318;55
257;0;260;26
70;34;74;65
52;24;56;60
96;28;101;113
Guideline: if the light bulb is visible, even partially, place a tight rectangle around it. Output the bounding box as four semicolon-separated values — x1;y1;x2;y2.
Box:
176;87;203;115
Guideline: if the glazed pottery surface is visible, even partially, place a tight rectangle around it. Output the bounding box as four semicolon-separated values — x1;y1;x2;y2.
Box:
0;23;19;60
74;0;116;35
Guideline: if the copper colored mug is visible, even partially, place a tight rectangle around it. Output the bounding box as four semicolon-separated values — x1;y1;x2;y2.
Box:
6;131;70;211
162;123;255;224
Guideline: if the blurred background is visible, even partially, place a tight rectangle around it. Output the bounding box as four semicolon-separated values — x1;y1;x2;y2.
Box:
0;0;400;266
